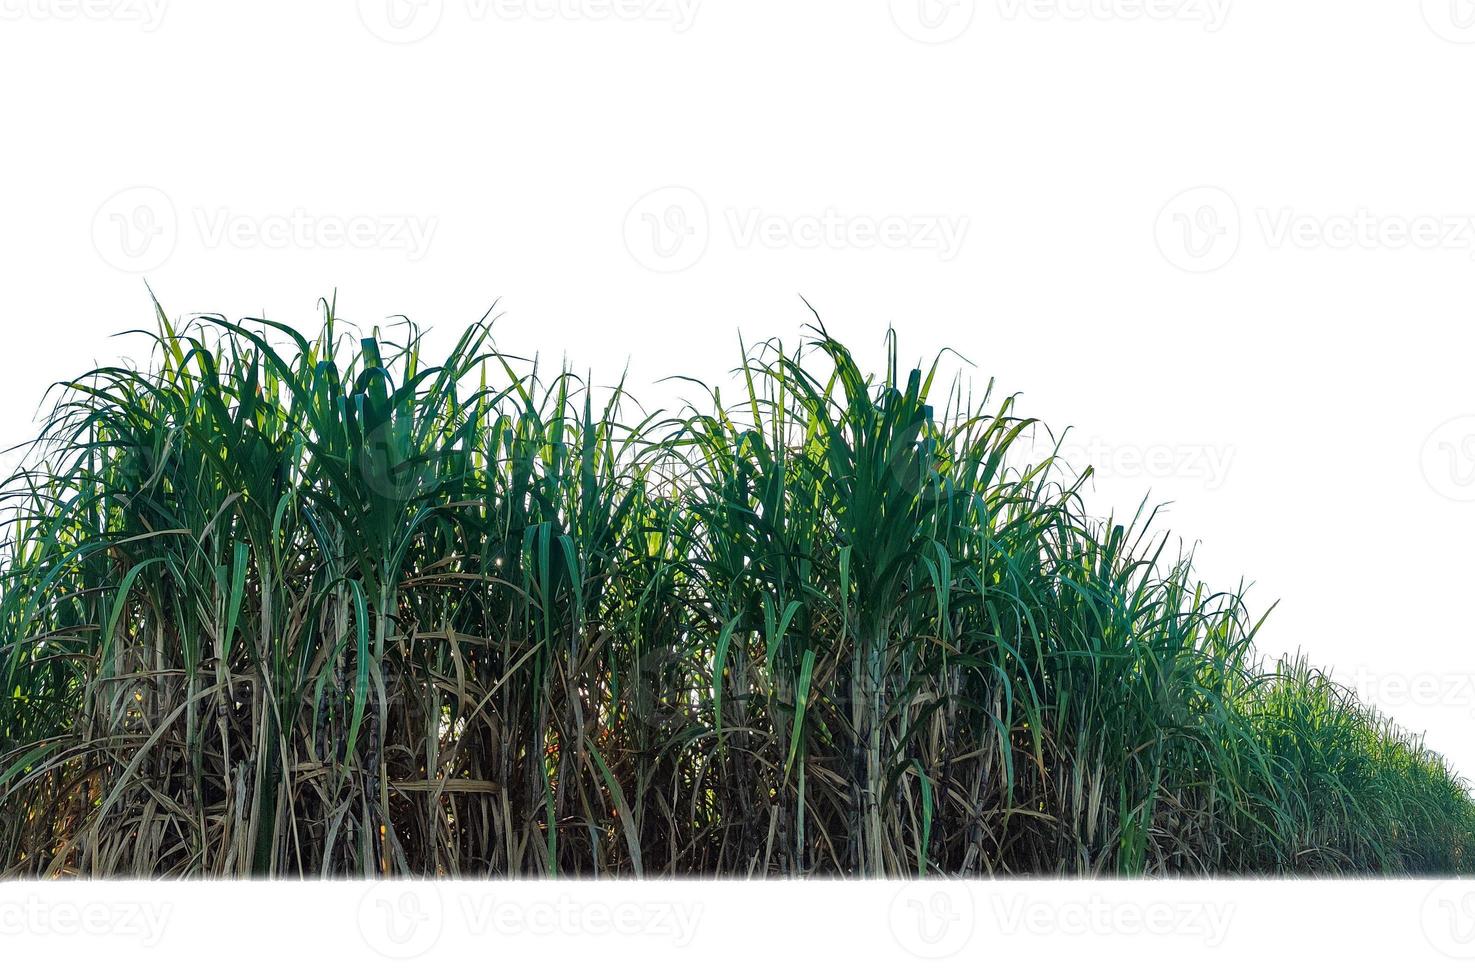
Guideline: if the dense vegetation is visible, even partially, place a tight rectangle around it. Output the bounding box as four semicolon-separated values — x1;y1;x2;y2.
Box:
1;301;1470;877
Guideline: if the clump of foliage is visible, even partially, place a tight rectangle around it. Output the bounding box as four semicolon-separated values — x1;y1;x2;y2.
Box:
1;300;1470;877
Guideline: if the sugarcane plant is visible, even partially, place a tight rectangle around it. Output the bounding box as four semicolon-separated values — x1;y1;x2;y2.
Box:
0;298;1470;877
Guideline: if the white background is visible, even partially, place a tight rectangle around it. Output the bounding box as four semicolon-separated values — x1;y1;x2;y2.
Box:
2;0;1475;969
